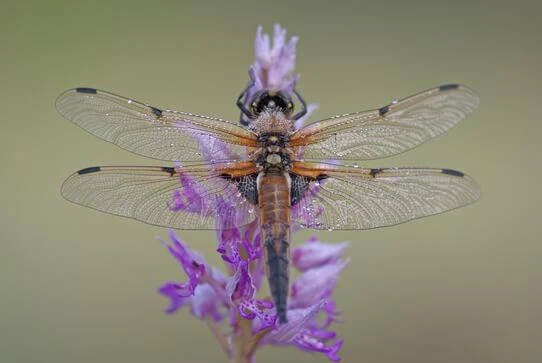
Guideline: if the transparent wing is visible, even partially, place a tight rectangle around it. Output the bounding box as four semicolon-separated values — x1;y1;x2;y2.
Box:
56;88;258;162
290;84;479;161
61;163;258;230
291;162;480;230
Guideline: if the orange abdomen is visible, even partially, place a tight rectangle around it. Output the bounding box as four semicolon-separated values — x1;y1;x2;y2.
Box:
258;173;291;324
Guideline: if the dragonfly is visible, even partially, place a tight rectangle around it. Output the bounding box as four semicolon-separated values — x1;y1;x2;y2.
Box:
57;83;480;323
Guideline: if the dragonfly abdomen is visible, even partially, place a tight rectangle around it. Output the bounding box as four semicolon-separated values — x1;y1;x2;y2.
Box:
258;172;291;324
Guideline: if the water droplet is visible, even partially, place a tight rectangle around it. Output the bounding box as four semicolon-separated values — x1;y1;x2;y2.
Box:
353;164;359;168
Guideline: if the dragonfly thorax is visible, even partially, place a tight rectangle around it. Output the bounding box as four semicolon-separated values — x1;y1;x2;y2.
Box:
266;153;282;165
253;132;294;173
250;110;295;173
248;111;296;136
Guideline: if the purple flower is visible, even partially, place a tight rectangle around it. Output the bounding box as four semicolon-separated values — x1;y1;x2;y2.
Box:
159;230;207;297
293;236;349;272
295;331;344;362
241;24;319;129
290;259;349;308
226;260;276;331
264;299;343;359
160;229;347;361
268;302;344;362
169;172;215;215
251;24;299;95
158;25;346;362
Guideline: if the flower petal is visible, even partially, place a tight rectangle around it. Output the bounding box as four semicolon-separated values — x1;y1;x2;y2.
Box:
169;173;215;215
226;261;276;331
292;237;349;272
290;259;349;308
226;260;254;303
158;282;191;314
163;230;206;285
190;284;224;321
295;335;343;362
241;299;276;331
244;24;301;121
265;300;328;344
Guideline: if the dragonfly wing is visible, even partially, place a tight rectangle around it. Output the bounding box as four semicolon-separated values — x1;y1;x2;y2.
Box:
56;88;258;162
290;162;480;230
61;163;258;230
290;84;479;161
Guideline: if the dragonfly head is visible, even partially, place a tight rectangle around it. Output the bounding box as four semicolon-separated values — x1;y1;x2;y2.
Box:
249;90;294;118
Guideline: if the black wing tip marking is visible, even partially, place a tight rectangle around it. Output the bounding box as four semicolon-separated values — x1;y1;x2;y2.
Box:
380;83;461;116
439;84;460;91
75;87;98;94
77;166;101;175
441;168;465;177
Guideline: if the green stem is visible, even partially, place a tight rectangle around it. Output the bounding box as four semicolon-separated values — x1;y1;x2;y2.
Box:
206;318;231;358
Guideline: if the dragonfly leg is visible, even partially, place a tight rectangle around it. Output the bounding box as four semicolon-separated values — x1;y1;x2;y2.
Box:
237;82;254;125
292;89;307;121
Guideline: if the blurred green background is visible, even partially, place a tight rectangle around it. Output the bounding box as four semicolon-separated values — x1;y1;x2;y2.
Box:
2;0;541;362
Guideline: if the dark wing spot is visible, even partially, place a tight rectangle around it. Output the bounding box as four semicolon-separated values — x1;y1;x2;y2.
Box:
441;169;464;177
439;84;459;91
161;166;176;176
236;174;258;204
219;173;232;180
75;87;97;94
316;174;329;181
290;173;312;206
370;168;383;177
150;106;163;118
77;166;101;175
379;105;390;116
